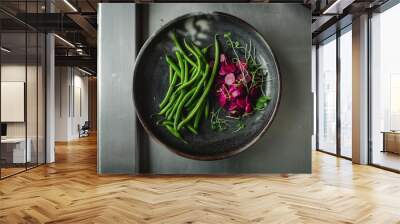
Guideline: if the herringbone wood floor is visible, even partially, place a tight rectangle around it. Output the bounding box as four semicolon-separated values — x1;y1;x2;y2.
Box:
1;135;400;224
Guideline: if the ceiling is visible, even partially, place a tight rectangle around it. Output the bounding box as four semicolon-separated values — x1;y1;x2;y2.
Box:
0;0;99;73
0;0;394;73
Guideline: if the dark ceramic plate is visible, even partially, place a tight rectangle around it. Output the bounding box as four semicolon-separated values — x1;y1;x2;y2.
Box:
133;12;281;160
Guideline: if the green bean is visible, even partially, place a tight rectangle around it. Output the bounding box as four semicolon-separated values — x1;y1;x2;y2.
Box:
205;99;210;119
174;88;196;130
165;124;186;143
189;66;198;80
176;51;184;76
165;105;173;118
165;94;178;118
187;124;198;135
168;65;173;84
175;63;202;93
166;56;182;79
193;44;207;65
159;71;178;109
162;120;174;126
178;35;220;130
159;92;177;115
185;64;210;107
189;66;195;75
186;98;196;111
184;39;205;73
201;46;211;54
167;92;184;120
167;94;180;120
178;40;206;92
173;90;186;130
165;107;172;118
194;101;205;129
167;93;183;120
183;60;188;83
171;32;197;68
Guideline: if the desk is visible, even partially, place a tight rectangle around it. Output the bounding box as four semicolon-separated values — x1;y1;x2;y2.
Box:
382;131;400;154
1;138;31;163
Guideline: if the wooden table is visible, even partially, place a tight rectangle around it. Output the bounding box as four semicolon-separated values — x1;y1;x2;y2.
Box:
382;131;400;154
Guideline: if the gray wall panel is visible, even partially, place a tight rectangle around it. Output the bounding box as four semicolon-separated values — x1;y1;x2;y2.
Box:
98;4;137;174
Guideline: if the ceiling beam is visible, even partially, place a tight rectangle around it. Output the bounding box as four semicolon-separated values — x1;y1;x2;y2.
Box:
51;0;97;46
10;13;84;32
67;13;97;39
55;55;96;69
322;0;356;14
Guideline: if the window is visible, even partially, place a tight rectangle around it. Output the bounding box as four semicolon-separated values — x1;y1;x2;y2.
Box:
370;3;400;171
316;25;353;159
339;27;352;158
317;36;337;154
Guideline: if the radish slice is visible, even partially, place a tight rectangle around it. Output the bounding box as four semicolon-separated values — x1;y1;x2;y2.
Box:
224;73;235;86
218;92;228;107
236;97;246;109
220;54;227;63
245;104;252;113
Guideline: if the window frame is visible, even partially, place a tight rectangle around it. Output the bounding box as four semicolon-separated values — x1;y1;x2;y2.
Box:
315;24;353;161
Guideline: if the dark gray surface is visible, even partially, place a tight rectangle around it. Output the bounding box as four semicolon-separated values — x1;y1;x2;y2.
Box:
97;4;137;174
141;3;312;173
133;12;281;160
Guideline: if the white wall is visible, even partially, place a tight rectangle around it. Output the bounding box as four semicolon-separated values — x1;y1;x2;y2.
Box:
55;66;69;141
1;65;26;140
71;73;89;138
1;65;40;138
55;67;89;141
1;82;25;122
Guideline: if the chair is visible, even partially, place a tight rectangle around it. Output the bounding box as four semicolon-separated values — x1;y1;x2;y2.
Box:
79;121;90;138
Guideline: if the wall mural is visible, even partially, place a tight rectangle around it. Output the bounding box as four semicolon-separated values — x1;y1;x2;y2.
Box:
133;12;281;161
98;3;311;174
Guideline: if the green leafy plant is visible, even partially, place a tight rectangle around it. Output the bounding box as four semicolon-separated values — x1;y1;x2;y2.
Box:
255;96;271;111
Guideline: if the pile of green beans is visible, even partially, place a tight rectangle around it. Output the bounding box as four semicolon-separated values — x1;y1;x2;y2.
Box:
157;33;220;142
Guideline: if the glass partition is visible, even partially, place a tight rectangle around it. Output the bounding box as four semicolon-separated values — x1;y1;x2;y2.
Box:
0;1;46;179
1;31;28;177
